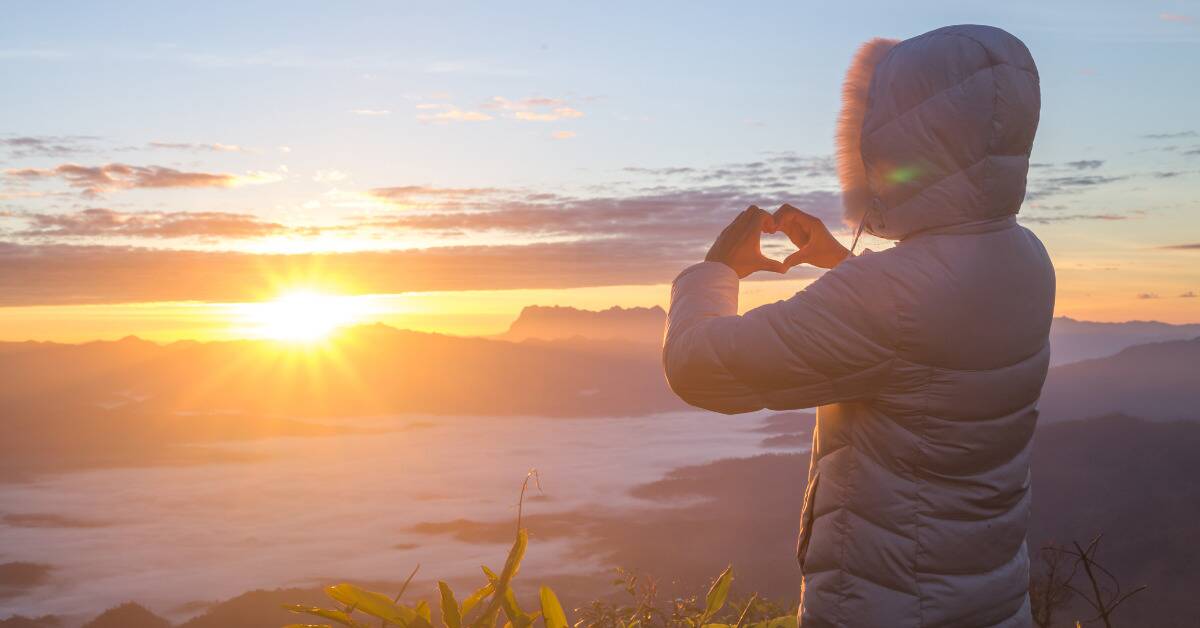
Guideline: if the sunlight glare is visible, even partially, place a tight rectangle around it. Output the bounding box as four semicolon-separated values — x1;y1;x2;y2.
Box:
238;291;368;342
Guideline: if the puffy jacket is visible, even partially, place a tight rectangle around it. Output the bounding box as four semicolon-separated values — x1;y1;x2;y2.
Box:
663;25;1054;628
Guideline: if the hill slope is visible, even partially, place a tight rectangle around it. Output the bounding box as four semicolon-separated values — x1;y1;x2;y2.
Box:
1038;338;1200;422
1048;317;1200;366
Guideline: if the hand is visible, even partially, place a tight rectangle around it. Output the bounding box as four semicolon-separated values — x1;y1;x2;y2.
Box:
772;204;850;270
705;206;787;278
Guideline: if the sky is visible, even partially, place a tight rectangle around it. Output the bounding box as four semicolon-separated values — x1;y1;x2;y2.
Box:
1;0;1198;341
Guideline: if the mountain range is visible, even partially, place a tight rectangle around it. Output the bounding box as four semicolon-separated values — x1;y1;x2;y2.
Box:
1;306;1196;481
497;305;1199;366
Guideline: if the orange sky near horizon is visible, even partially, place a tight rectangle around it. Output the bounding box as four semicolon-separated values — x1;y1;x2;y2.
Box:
3;4;1199;343
1;265;1196;344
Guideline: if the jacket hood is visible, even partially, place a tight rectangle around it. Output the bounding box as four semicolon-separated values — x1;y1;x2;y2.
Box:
836;25;1041;240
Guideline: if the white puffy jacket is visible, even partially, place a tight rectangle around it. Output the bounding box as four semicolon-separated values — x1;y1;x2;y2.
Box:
663;25;1055;628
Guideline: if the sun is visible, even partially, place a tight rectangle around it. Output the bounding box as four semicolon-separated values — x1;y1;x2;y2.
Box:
237;290;368;342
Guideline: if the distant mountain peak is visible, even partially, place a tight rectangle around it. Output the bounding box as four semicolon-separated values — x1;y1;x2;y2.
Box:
500;304;666;343
81;603;170;628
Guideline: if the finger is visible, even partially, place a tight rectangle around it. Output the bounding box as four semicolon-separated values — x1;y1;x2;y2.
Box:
775;203;819;228
733;206;769;240
757;255;787;274
784;248;809;269
773;203;798;224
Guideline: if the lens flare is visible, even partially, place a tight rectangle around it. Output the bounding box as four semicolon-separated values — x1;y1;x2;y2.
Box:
235;290;368;342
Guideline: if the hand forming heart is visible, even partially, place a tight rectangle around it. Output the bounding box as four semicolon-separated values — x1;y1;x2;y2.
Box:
704;204;850;278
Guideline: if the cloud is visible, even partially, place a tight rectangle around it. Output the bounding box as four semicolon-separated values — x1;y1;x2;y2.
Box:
349;109;392;116
365;184;843;243
1160;12;1194;23
10;208;300;239
1064;160;1104;170
1019;213;1130;224
1;135;97;158
624;166;699;176
3;163;271;196
0;240;820;307
0;153;844;304
485;96;566;110
484;96;585;122
1159;243;1200;250
1143;130;1197;139
147;141;247;152
1181;291;1197;298
367;185;504;207
1137;292;1160;299
417;109;493;123
514;107;584;122
1025;174;1126;201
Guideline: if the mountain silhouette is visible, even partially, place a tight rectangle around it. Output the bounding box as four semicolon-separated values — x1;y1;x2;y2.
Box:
1048;317;1200;366
499;305;666;343
1039;337;1200;422
81;603;171;628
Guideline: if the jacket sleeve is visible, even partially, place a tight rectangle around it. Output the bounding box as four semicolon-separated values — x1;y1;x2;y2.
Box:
662;259;897;414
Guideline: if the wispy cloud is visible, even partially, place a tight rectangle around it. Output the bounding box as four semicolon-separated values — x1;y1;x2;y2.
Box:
0;239;821;307
147;141;248;153
1;135;98;158
0;152;842;304
4;163;281;197
1019;213;1130;224
552;131;577;140
514;108;584;122
1064;160;1104;170
1025;174;1126;201
417;109;494;123
1159;12;1194;23
484;96;585;122
1137;292;1160;299
1160;243;1200;250
1142;130;1196;139
349;109;392;116
11;208;301;239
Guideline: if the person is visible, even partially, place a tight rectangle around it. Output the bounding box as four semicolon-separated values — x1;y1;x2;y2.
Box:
662;25;1054;628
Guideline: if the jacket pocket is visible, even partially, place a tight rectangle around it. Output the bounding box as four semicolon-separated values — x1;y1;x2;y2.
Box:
796;471;820;573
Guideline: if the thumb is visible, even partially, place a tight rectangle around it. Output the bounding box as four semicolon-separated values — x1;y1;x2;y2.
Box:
784;248;809;269
758;255;787;274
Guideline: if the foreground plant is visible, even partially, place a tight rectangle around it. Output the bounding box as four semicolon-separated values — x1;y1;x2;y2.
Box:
283;473;796;628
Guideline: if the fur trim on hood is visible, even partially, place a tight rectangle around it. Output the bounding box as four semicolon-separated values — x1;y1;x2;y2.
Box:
835;37;898;229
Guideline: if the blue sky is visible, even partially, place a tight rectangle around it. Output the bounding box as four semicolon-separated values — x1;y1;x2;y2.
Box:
1;1;1198;338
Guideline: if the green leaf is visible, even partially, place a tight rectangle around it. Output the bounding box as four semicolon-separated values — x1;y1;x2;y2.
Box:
416;600;433;623
461;581;495;617
499;529;528;584
282;605;367;627
325;583;415;626
702;566;734;620
538;587;568;628
470;529;528;628
439;581;463;628
745;618;797;628
499;588;532;628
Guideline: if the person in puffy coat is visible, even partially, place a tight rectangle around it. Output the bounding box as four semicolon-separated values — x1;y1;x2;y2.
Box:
662;25;1055;628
